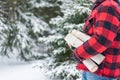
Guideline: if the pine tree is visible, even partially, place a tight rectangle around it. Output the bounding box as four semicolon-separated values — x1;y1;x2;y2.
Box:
40;0;92;79
0;0;93;79
0;0;51;60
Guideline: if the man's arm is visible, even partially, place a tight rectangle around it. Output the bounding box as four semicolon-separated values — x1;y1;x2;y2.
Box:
73;5;120;61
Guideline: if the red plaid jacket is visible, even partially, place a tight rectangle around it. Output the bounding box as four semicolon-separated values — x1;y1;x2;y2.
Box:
73;0;120;78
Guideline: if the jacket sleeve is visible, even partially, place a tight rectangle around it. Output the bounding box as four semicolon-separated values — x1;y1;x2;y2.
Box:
73;6;120;61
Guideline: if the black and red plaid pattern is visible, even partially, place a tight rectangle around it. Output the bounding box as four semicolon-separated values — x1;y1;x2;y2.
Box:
73;0;120;78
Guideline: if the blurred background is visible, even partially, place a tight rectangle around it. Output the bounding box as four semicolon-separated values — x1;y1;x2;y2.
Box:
0;0;93;80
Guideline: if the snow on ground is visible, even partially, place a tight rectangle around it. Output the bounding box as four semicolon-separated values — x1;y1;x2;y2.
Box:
0;61;50;80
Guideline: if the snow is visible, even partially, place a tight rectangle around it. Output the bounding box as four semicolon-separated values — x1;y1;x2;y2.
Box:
34;58;82;80
0;0;91;80
0;58;82;80
0;61;49;80
30;0;54;8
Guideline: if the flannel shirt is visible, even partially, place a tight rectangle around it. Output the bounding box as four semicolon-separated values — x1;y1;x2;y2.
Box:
73;0;120;78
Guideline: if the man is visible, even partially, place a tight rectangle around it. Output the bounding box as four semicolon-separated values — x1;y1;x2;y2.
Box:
73;0;120;80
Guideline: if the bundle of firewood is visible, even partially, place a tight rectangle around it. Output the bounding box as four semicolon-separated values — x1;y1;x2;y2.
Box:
64;29;105;72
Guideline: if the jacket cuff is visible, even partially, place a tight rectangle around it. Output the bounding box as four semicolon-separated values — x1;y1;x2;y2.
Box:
73;48;84;63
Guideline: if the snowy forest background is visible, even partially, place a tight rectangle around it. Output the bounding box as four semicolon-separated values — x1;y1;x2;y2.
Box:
0;0;92;80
